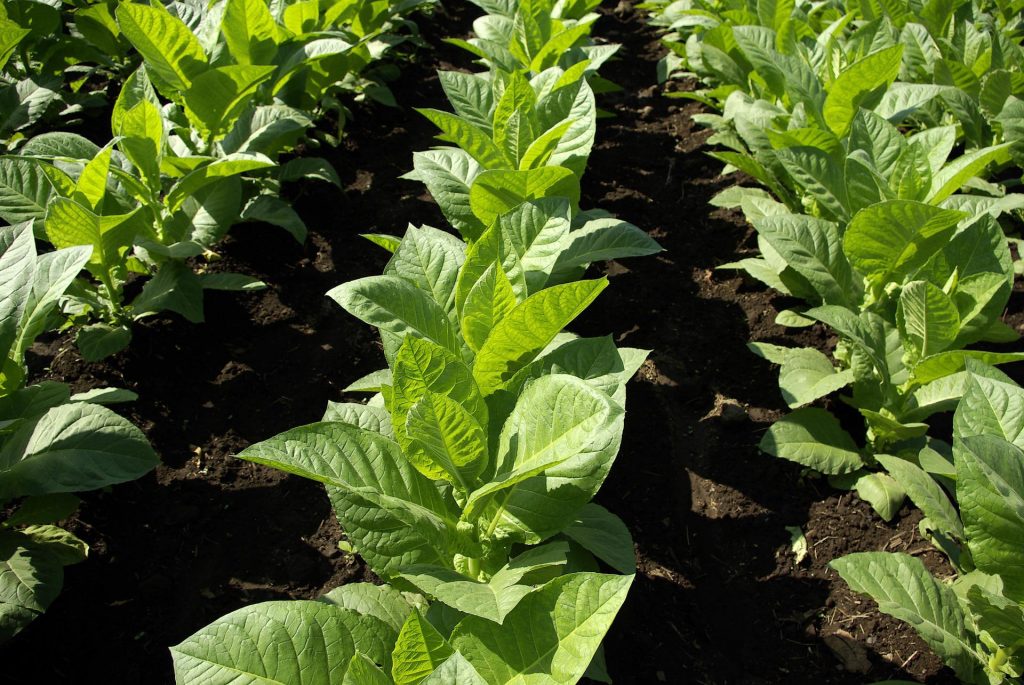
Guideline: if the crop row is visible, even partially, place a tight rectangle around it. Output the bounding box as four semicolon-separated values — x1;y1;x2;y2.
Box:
167;0;665;682
0;0;431;653
2;0;666;682
645;0;1024;681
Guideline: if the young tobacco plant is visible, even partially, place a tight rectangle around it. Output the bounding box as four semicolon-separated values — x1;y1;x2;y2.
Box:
0;221;158;642
833;361;1024;684
114;0;433;148
752;201;1022;519
449;0;619;81
0;71;287;360
409;65;660;269
171;205;646;683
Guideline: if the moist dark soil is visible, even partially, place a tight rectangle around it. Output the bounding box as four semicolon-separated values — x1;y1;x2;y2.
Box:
0;2;997;684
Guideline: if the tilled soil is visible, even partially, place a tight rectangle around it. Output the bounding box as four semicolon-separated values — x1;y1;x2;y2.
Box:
0;2;990;683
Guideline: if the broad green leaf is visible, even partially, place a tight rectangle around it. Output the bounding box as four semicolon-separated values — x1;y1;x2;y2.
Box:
392;610;454;685
171;601;396;685
0;225;36;368
183;65;276;140
562;503;635;573
469;167;579;227
913;351;1024;386
165;154;275;213
824;46;903;136
116;2;208;94
418;109;507;170
896;280;960;359
438;71;494;134
749;213;855;307
399;543;569;624
465;375;620;543
406;391;488;490
927;143;1015;204
239;422;457;574
132;261;204;323
955;365;1024;447
323;402;393;437
75;323;132;363
956;435;1024;597
328;275;460;357
0;530;63;641
116;100;164;188
851;471;906;522
409;150;485;241
385;226;465;313
831;552;982;681
520;120;572;170
843;201;964;291
0;158;65;224
5;493;80;527
0;22;29;72
450;572;632;685
319;583;418;634
344;653;391;685
773;146;849;222
473;278;606;393
876;455;962;541
461;263;518;353
0;403;157;499
759;407;864;475
776;347;855;408
221;0;283;65
421;652;488;685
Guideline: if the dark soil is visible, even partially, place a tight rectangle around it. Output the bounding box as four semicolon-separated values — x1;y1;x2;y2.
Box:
0;2;991;684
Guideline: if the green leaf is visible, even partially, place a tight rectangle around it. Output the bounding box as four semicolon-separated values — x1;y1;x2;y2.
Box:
5;493;80;527
385;225;465;313
400;542;568;624
165;154;275;213
955;364;1024;447
319;583;418;634
328;275;460;358
843;201;964;292
0;21;29;72
461;263;519;353
0;529;63;641
956;435;1024;598
0;402;157;499
831;552;983;681
344;653;391;685
469;167;580;228
238;422;457;575
410;150;485;241
132;261;205;323
115;2;208;95
418;108;507;170
748;213;855;306
171;600;396;684
824;46;903;136
406;390;488;490
183;65;275;140
927;143;1015;205
0;158;65;225
852;471;906;522
775;347;855;408
759;407;864;475
75;323;132;363
221;0;283;66
473;278;607;393
896;280;960;359
392;610;454;685
913;351;1024;386
562;503;635;573
876;455;962;541
421;652;488;684
438;71;494;134
450;572;632;685
464;375;621;543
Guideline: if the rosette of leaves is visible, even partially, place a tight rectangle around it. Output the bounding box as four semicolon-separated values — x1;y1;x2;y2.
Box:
113;0;434;148
751;201;1022;519
0;221;158;642
832;361;1024;685
170;205;646;683
172;572;633;684
408;68;661;273
448;0;619;83
0;70;296;360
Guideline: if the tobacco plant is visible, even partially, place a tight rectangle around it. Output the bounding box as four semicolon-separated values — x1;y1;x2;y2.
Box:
0;221;158;642
833;361;1024;684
